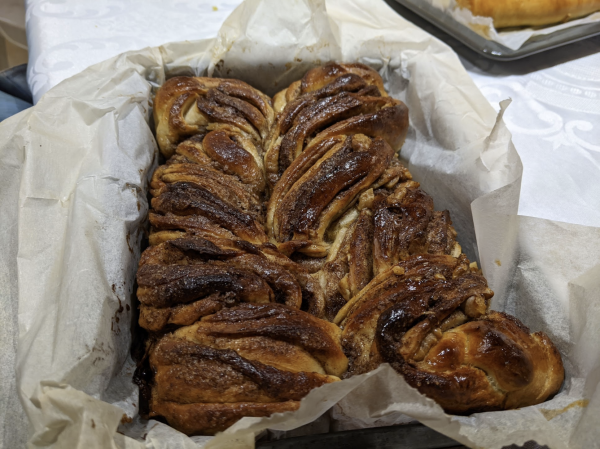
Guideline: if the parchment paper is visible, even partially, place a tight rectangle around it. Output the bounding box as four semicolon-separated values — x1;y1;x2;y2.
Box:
429;0;600;50
1;0;599;448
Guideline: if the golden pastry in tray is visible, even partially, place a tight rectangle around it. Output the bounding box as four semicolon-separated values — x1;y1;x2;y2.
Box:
153;76;274;159
136;237;325;331
135;63;564;435
145;303;347;435
456;0;600;28
265;63;409;258
335;254;564;413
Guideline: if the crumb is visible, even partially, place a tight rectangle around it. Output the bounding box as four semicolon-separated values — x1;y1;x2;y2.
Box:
121;414;133;425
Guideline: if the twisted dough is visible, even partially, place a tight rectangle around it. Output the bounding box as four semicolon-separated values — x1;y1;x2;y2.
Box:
149;130;268;245
265;63;409;258
139;63;564;435
137;237;325;331
145;76;326;330
147;303;347;435
154;77;274;158
152;77;273;245
336;254;563;413
318;179;462;319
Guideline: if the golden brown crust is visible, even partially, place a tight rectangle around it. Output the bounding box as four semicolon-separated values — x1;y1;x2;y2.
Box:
146;304;347;435
154;77;274;158
298;63;387;97
148;212;239;246
413;312;565;412
265;63;409;260
195;303;348;377
136;238;329;331
264;63;408;186
456;0;600;28
149;130;268;245
137;66;565;435
371;182;462;274
151;180;266;245
338;254;564;414
151;79;273;250
337;254;492;369
316;178;460;320
271;135;395;257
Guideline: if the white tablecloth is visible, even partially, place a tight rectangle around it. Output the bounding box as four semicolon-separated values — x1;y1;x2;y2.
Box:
399;4;600;229
24;0;241;100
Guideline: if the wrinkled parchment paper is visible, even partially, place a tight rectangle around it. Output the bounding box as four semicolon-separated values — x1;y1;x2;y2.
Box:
428;0;600;50
1;0;599;448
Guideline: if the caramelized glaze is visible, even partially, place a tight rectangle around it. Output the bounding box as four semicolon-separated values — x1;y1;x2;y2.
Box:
137;63;564;436
337;255;564;414
146;303;347;435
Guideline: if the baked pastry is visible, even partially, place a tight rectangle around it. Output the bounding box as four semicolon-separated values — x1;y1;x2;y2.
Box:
136;63;564;434
153;76;274;159
456;0;600;28
265;64;409;259
335;254;564;413
149;131;268;245
137;236;325;330
145;303;348;435
151;76;275;246
318;179;462;319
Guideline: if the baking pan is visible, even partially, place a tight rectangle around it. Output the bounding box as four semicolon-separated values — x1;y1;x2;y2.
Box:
257;424;464;449
393;0;600;60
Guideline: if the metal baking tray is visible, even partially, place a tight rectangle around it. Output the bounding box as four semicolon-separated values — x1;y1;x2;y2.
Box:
392;0;600;60
256;423;465;449
256;422;547;449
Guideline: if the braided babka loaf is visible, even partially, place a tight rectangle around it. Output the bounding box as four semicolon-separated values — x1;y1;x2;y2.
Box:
135;64;564;435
